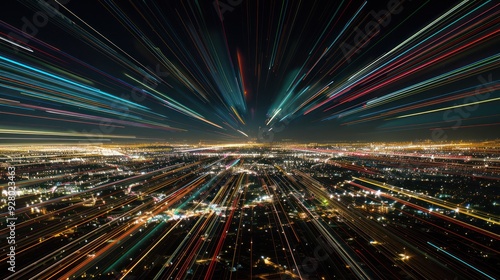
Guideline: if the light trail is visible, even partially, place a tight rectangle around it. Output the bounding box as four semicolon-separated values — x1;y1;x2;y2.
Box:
353;177;500;225
0;35;33;52
427;242;496;280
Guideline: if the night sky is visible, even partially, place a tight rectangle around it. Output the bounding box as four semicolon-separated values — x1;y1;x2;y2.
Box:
0;0;498;143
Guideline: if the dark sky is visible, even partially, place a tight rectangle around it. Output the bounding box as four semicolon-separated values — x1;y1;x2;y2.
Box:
0;0;498;143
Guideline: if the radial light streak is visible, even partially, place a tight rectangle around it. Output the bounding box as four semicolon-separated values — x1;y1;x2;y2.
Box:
304;1;497;120
236;129;249;137
0;1;499;278
0;0;498;141
0;36;33;52
0;128;136;139
392;96;500;120
427;242;496;280
266;108;281;126
0;55;149;110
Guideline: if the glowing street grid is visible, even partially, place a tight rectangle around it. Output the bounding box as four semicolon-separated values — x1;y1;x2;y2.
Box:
1;142;499;279
0;1;499;280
